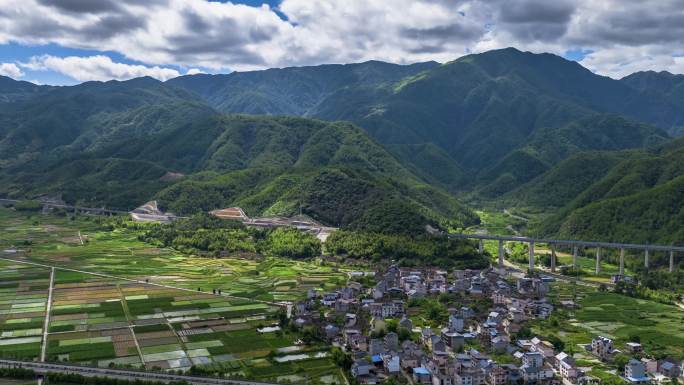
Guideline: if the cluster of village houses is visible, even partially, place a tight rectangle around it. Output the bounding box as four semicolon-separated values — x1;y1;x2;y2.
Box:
291;265;684;385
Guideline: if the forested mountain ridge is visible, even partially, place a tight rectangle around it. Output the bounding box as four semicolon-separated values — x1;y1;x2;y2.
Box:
3;48;684;240
166;60;439;116
518;137;684;244
0;75;52;103
169;48;682;196
620;71;684;136
473;115;669;198
0;76;477;233
0;76;213;163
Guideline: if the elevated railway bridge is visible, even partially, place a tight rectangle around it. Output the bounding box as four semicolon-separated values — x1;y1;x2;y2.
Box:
449;233;683;274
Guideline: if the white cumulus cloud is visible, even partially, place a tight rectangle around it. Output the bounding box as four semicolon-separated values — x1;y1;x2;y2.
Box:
0;0;683;80
24;55;181;82
0;62;24;78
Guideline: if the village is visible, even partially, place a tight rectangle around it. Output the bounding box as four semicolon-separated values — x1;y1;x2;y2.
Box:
288;264;684;385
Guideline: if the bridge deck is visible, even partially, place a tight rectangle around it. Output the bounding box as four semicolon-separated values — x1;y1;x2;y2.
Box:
448;233;684;252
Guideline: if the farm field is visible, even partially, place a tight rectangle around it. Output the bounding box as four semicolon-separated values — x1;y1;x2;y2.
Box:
0;260;49;360
0;208;347;384
531;281;684;371
0;261;344;383
0;207;347;302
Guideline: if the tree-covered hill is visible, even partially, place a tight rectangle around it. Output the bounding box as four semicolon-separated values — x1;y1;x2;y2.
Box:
503;150;636;208
474;114;668;197
0;77;477;233
620;71;684;136
527;138;684;244
0;75;51;103
0;76;213;162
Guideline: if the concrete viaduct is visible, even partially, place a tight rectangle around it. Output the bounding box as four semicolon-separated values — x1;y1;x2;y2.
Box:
449;233;682;274
0;198;128;216
0;198;188;220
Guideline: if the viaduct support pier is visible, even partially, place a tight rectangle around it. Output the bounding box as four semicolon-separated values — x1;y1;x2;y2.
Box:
450;233;682;273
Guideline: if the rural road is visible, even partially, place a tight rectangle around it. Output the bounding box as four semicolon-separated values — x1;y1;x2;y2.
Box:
503;209;529;222
0;359;289;385
40;267;54;363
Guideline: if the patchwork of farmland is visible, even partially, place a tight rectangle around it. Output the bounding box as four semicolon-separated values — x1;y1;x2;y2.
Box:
531;283;684;360
0;258;344;384
0;261;49;360
0;207;347;302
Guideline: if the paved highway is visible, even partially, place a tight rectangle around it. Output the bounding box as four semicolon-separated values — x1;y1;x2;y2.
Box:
0;359;289;385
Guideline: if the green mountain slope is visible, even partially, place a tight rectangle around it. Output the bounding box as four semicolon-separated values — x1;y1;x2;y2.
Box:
386;143;467;190
169;48;682;197
0;75;51;103
504;151;634;208
141;115;478;231
474;115;669;197
620;71;684;136
0;76;477;232
166;60;439;116
5;49;684;240
0;77;213;163
532;138;684;244
312;49;681;172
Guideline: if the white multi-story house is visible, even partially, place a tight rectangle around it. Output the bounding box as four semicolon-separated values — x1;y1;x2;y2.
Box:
555;352;578;380
530;337;555;358
591;336;613;360
384;355;401;375
492;290;508;305
520;352;553;384
523;352;544;368
641;357;658;374
370;300;404;318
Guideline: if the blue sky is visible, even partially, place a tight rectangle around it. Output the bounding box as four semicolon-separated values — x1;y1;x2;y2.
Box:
0;0;681;85
0;43;139;85
0;0;283;85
